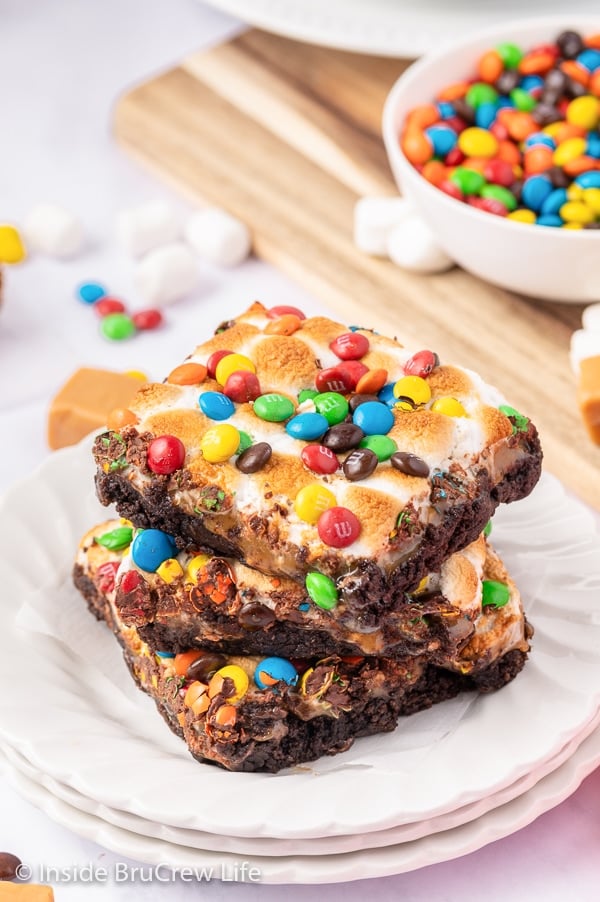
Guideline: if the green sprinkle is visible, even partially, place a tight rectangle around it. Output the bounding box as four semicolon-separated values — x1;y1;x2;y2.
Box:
95;526;133;551
499;404;529;434
108;457;128;472
483;520;493;538
305;572;338;611
482;580;511;609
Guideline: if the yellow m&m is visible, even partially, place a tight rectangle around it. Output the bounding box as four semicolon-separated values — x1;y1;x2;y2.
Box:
208;665;249;702
185;553;212;584
200;424;240;462
0;224;26;264
215;353;255;386
294;484;336;524
392;375;432;405
156;558;184;584
431;397;467;417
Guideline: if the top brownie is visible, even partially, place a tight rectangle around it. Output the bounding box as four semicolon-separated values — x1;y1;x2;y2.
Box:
94;302;542;610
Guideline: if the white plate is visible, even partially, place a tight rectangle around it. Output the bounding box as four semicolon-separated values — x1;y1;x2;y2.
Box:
4;703;600;858
4;717;600;884
201;0;600;57
1;442;600;839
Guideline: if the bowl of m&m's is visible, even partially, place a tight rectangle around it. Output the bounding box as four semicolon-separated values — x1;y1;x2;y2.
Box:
383;17;600;302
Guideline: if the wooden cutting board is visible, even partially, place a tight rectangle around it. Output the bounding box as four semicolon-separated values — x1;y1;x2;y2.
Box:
113;29;600;509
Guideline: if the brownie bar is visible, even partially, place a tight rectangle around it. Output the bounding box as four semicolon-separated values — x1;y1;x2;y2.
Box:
75;521;524;666
74;542;529;773
93;302;542;606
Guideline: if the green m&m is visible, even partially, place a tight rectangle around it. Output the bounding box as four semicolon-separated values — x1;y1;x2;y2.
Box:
359;434;398;462
482;580;511;609
100;313;136;341
314;392;349;425
305;572;339;610
253;393;295;422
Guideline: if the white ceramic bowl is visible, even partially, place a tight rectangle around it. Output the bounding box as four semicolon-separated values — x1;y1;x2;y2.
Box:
382;16;600;303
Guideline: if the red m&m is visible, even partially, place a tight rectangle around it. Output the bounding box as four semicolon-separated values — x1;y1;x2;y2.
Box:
317;507;361;548
147;435;186;474
329;332;370;360
301;444;339;475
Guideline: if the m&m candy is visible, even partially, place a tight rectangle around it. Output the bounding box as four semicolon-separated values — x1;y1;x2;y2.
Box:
317;506;361;548
147;435;186;474
400;28;600;228
254;657;299;689
198;391;235;420
132;529;177;572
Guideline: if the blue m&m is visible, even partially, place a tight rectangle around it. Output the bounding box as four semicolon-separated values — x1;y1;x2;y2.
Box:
254;657;299;689
352;401;394;436
132;529;177;573
286;412;329;441
198;391;235;420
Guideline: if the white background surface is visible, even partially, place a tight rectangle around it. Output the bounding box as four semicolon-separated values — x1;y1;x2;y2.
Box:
1;1;600;899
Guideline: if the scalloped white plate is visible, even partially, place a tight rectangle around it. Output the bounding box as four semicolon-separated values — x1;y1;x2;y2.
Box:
201;0;600;57
4;703;600;858
0;441;599;839
3;718;600;884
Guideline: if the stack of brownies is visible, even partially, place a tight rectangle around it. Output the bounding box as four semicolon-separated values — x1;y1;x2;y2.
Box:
74;301;542;772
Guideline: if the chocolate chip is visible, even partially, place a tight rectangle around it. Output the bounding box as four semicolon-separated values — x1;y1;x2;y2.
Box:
0;852;22;881
390;451;430;478
451;98;476;123
557;30;584;59
186;652;227;683
348;393;379;413
566;78;587;98
546;166;571;189
214;319;235;334
342;447;378;481
510;179;523;203
532;103;561;126
322;423;364;452
235;442;272;474
543;67;568;99
495;70;520;95
238;602;276;631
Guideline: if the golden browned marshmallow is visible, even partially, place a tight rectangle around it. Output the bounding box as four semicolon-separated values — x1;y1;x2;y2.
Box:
577;355;600;444
48;368;143;450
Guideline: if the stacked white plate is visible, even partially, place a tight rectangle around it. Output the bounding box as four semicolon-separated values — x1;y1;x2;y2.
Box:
1;441;600;884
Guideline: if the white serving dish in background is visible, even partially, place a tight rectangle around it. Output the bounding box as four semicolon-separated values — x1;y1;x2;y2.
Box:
383;16;600;302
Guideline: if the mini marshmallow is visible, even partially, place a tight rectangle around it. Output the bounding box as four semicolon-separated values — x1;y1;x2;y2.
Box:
23;204;84;258
570;329;600;374
184;208;251;267
353;196;414;256
116;201;179;258
135;243;198;307
582;303;600;333
386;216;454;274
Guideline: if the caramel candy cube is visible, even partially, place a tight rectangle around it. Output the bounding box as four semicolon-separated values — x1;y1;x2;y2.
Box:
0;885;54;901
577;355;600;445
48;367;142;450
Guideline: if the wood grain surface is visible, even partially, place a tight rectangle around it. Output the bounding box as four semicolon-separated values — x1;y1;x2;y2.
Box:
113;29;600;508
